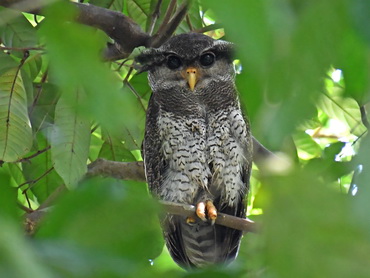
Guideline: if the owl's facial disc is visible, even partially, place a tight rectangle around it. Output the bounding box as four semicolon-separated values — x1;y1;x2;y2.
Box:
183;67;199;91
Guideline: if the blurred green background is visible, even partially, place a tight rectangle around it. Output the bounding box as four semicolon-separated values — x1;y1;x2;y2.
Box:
0;0;369;277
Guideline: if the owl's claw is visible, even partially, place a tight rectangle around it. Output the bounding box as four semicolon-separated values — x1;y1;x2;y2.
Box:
195;201;217;224
206;200;217;225
196;202;207;221
186;216;196;224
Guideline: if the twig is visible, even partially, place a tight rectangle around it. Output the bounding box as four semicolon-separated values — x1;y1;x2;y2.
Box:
28;69;48;117
185;14;193;31
18;202;34;213
150;1;190;47
160;201;257;233
147;0;163;35
126;82;147;112
360;105;369;129
18;167;54;192
24;191;32;209
194;23;223;34
16;146;51;163
154;0;177;38
0;46;44;51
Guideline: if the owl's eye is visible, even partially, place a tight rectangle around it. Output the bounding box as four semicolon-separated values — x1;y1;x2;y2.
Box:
199;52;215;67
166;55;182;70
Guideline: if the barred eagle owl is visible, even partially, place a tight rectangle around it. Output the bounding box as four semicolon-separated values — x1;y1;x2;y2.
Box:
136;33;252;268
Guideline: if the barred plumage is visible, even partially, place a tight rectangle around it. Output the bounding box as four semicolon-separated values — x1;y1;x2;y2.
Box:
137;33;252;268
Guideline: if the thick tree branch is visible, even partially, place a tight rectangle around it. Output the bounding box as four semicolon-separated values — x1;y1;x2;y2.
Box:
73;3;150;60
87;159;146;182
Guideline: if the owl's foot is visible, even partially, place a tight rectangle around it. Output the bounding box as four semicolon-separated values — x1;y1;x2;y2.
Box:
196;200;217;224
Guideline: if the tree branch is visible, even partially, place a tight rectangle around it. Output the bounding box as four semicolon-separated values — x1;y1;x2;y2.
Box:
160;201;257;233
87;158;146;182
0;0;151;60
150;0;190;47
73;2;150;60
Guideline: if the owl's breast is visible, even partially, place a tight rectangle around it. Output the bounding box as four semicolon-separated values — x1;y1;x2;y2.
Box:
157;111;211;204
206;106;252;207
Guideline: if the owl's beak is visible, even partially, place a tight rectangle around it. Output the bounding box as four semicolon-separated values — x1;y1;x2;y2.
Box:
185;67;198;91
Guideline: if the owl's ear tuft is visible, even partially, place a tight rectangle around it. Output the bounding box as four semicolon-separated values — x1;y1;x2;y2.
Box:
211;40;235;61
134;48;165;73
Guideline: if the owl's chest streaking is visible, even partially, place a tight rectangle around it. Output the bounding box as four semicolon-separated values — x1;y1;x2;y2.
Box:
157;104;251;207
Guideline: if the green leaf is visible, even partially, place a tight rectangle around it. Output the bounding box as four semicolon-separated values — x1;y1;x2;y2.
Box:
0;218;54;278
22;52;43;82
0;171;17;220
36;178;164;265
29;82;60;132
263;169;370;277
99;135;137;162
176;1;203;33
50;92;91;189
39;2;127;133
339;31;370;105
318;94;366;137
293;131;322;159
126;0;151;31
0;52;18;75
0;67;33;162
23;133;63;203
0;9;38;48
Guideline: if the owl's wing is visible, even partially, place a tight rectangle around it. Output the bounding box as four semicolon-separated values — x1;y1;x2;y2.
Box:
143;95;194;266
142;94;167;196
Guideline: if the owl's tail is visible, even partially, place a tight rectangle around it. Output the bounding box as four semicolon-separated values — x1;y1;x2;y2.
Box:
164;215;243;268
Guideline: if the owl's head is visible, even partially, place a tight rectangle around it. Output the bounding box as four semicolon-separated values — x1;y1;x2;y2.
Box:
135;33;235;94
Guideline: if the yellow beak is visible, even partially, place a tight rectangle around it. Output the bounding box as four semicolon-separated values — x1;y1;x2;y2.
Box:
185;67;198;91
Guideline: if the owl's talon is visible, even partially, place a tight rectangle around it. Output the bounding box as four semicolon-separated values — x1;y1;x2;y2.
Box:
206;200;217;224
186;216;196;224
196;202;207;221
195;200;217;223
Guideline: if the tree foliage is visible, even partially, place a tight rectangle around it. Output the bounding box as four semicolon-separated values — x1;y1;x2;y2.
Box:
0;0;369;277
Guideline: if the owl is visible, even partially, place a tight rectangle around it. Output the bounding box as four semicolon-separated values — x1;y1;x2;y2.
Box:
136;33;252;268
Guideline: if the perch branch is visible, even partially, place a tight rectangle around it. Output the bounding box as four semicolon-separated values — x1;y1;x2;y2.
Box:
160;201;257;233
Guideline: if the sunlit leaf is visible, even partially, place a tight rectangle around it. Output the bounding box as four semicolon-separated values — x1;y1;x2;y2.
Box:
318;94;366;137
293;131;322;160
